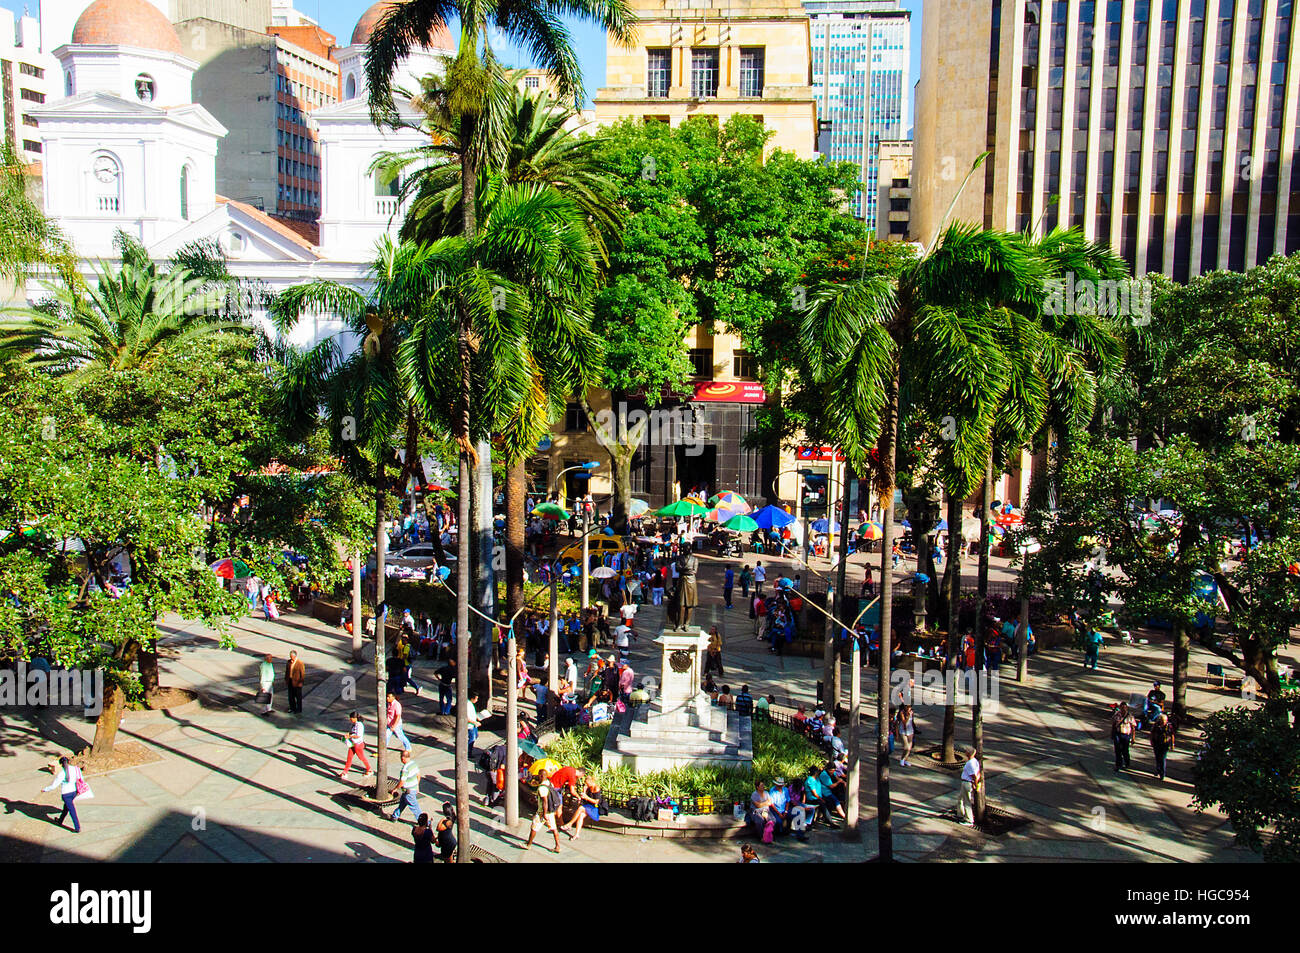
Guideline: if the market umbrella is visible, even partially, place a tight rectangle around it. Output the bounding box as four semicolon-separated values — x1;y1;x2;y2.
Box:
590;566;618;579
629;498;650;517
683;495;708;506
723;514;760;533
811;518;840;534
656;499;709;518
531;502;571;520
419;484;450;492
518;739;547;760
708;491;750;511
209;558;252;579
859;521;884;540
750;505;796;530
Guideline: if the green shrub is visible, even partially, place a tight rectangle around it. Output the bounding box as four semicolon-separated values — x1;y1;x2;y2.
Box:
541;719;828;806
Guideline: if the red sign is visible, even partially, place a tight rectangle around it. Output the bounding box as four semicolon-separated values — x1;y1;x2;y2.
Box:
691;381;767;403
796;446;846;462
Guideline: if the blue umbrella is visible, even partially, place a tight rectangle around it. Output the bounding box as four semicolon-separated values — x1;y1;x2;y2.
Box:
778;577;796;589
751;505;796;530
936;519;949;531
901;519;911;528
811;518;840;533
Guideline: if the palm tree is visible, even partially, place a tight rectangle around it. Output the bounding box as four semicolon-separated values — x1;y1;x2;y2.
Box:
272;237;458;801
397;179;601;859
802;220;1055;857
0;141;78;289
1;259;243;380
366;6;634;781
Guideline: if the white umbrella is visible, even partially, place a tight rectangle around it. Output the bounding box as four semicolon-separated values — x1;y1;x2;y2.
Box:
590;566;618;579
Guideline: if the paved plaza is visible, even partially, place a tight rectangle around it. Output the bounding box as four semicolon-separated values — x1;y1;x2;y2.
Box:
0;547;1280;863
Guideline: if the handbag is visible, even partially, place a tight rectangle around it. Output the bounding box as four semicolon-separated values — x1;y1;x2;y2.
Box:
73;767;92;799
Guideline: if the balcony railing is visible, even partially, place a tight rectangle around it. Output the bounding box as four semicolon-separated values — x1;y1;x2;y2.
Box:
374;196;399;217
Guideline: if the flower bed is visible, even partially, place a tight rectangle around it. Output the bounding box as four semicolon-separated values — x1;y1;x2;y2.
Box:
543;718;828;806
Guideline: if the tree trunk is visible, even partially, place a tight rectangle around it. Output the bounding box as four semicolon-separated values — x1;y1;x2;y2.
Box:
474;438;495;707
1172;621;1190;723
583;395;645;538
940;492;962;763
138;645;159;696
375;456;387;608
1016;588;1030;684
455;447;473;862
505;632;519;826
505;458;526;618
876;368;899;861
373;609;388;800
90;639;139;756
972;455;993;824
456;130;476;860
351;552;363;662
548;576;560;694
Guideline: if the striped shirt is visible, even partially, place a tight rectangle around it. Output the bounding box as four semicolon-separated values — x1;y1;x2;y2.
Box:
399;761;420;791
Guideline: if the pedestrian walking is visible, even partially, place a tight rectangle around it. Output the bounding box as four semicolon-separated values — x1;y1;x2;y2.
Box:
739;564;752;599
753;561;766;595
285;650;305;713
257;653;274;715
1150;713;1175;781
524;768;562;853
389;749;421;822
723;565;735;609
958;749;981;826
412;813;434;863
1111;701;1136;771
704;624;724;677
338;711;372;779
466;691;483;757
385;692;412;751
43;756;90;833
896;703;915;766
437;802;458;862
1083;626;1103;669
436;658;456;715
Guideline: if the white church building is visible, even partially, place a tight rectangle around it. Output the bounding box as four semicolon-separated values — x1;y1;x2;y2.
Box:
28;0;451;345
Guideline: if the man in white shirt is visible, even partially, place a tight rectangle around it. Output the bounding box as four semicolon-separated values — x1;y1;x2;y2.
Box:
613;622;632;660
619;601;637;625
389;750;421;822
257;653;274;714
753;561;766;594
959;749;981;826
466;691;483;757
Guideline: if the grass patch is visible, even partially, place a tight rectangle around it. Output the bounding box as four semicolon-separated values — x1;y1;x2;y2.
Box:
542;719;828;804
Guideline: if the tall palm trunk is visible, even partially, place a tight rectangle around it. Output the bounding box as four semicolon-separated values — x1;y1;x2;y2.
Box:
940;492;962;762
454;130;477;863
475;439;495;704
505;459;527;617
876;369;900;861
972;455;993;823
373;455;388;799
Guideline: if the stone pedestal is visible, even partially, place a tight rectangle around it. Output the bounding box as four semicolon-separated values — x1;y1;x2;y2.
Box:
602;627;753;774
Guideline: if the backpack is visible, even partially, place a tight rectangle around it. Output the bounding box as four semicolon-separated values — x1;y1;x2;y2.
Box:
547;786;563;813
630;796;656;821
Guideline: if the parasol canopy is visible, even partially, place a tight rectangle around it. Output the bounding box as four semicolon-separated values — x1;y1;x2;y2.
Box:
210;558;252;579
656;499;710;518
531;502;571;520
750;505;796;530
723;514;760;533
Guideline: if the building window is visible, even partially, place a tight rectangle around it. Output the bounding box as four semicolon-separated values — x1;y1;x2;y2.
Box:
135;73;155;102
20;88;45;104
564;402;589;433
691;48;720;99
345;74;356;99
180;165;191;220
647;48;670;98
65;71;74;95
688;347;713;378
733;350;757;379
23;140;42;154
525;75;540;88
91;153;122;213
20;63;44;79
739;47;765;98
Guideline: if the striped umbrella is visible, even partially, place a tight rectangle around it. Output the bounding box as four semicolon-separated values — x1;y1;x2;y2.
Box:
210;558;253;579
858;521;884;540
629;498;650;517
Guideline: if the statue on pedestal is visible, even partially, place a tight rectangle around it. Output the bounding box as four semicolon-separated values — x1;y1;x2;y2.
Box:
667;551;700;628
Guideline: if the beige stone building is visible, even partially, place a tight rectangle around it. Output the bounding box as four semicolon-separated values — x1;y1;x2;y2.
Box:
875;138;912;238
594;0;819;158
914;0;1300;280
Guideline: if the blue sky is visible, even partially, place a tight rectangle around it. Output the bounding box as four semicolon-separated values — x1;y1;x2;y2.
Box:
3;0;921;111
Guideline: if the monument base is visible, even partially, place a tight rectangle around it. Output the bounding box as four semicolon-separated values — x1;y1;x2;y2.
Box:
600;626;753;773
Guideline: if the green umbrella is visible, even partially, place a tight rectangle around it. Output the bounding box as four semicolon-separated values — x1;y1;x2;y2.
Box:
530;502;571;520
723;514;759;533
656;499;710;518
519;739;547;760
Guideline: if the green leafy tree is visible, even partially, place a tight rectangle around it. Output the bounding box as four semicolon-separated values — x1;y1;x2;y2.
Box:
1193;691;1300;862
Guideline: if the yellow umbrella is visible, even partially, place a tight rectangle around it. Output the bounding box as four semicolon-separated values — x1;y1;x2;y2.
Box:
528;758;561;781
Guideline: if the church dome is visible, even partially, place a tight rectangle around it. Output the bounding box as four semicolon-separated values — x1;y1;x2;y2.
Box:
351;2;454;49
71;0;183;55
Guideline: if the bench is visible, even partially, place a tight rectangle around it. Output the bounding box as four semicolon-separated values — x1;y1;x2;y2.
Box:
1206;662;1226;688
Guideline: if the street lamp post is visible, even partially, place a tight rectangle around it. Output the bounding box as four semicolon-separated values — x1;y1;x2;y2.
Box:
553;461;600;614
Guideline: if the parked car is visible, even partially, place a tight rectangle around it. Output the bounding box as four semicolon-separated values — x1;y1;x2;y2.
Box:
386;544;456;571
557;536;624;564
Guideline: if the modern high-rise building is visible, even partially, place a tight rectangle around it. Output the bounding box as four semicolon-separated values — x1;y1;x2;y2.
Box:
0;8;57;164
805;0;910;220
174;15;338;218
594;0;819;158
914;0;1300;279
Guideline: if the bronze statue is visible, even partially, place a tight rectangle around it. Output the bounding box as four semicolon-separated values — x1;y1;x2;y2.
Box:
676;551;699;627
